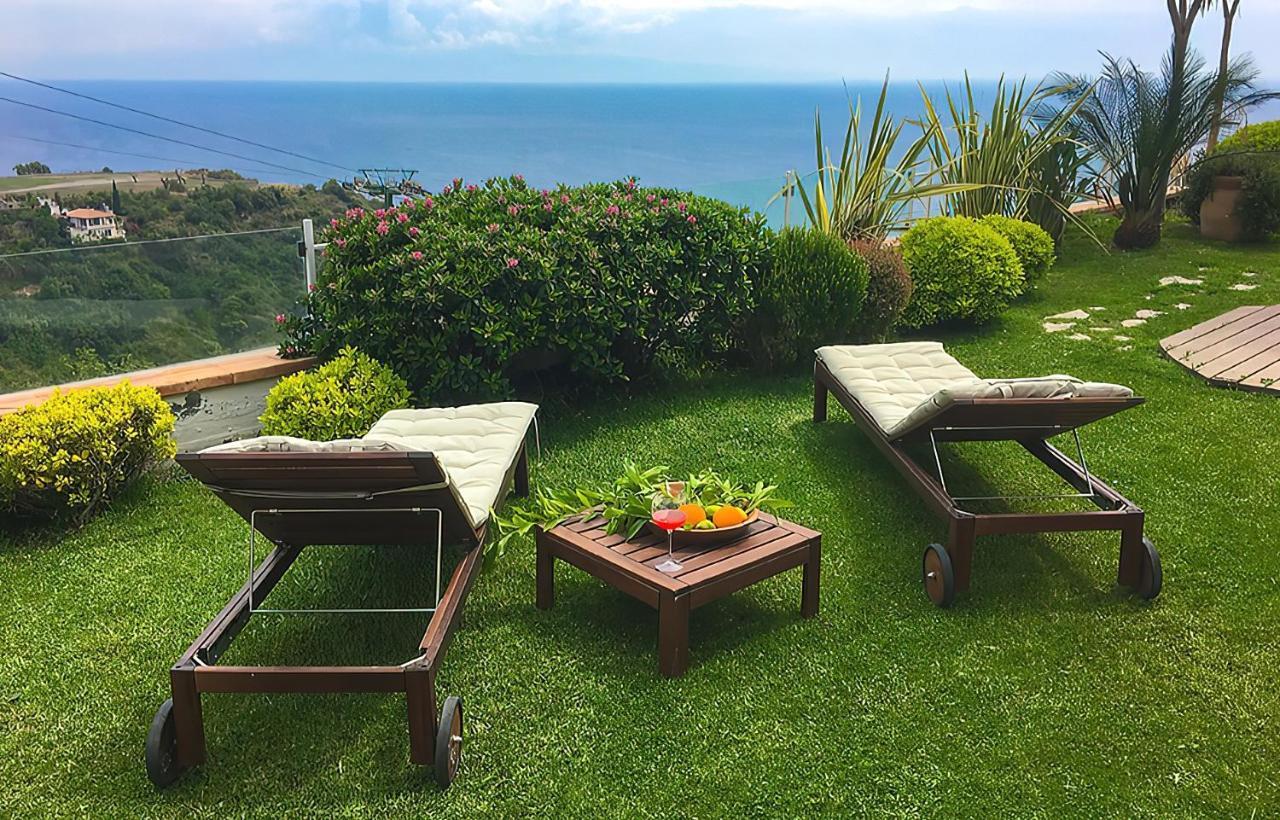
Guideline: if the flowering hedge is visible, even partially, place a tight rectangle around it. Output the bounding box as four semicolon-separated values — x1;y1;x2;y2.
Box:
282;176;771;399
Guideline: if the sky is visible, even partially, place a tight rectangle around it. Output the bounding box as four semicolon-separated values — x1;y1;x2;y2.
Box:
2;0;1278;83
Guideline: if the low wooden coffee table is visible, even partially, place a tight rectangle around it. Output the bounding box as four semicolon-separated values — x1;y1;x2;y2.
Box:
535;512;820;677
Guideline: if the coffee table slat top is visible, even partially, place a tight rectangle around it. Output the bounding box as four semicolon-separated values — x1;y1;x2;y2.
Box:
542;512;812;594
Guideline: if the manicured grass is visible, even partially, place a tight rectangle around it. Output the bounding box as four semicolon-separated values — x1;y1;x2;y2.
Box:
3;217;1279;816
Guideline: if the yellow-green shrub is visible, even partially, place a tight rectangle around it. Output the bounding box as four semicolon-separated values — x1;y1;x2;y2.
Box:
0;382;176;525
259;346;409;440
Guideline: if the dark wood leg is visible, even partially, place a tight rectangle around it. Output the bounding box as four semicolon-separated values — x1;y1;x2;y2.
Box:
170;665;206;767
1118;515;1146;588
405;665;437;766
514;444;530;497
948;517;976;593
658;592;691;677
801;538;821;618
535;533;554;610
813;366;828;422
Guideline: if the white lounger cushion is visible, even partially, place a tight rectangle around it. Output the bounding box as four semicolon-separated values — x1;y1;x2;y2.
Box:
203;401;538;528
367;402;538;527
817;343;1132;437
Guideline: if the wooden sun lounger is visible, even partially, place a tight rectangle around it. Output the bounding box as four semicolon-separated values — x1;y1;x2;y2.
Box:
813;357;1161;607
146;446;529;789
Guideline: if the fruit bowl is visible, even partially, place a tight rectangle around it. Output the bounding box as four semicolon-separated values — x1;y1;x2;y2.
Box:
646;509;760;548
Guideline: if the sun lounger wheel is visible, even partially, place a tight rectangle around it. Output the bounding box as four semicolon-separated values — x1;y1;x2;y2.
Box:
922;543;956;608
145;698;185;788
435;695;463;788
1137;537;1162;600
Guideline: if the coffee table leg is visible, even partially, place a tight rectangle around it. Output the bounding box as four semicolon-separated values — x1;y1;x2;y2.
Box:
802;537;821;618
535;533;554;610
658;592;690;677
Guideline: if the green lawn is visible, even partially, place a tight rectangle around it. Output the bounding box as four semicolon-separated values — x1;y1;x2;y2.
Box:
3;216;1279;817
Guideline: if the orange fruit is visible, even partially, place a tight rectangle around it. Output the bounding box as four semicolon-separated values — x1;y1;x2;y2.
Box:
679;504;706;528
712;505;748;528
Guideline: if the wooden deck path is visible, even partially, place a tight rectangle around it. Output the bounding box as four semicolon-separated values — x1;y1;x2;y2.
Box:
1160;306;1280;395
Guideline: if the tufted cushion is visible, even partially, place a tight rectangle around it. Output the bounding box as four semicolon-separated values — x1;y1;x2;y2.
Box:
366;402;538;527
202;435;330;453
818;343;1132;437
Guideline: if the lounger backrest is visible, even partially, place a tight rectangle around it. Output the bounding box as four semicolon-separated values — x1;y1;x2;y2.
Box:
890;396;1144;443
175;451;479;548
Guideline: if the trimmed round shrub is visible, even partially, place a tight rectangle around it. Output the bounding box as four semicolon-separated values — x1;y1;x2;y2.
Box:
260;346;409;440
0;382;175;525
978;215;1055;280
849;240;913;340
899;216;1023;328
1180;151;1280;242
283;176;771;400
742;228;868;370
1216;120;1280;155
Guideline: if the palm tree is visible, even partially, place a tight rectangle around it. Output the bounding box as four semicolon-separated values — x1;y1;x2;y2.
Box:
1057;50;1273;249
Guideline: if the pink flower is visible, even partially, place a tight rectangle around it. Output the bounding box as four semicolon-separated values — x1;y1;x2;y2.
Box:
605;204;621;216
335;237;347;248
403;199;415;209
624;194;632;201
543;202;554;211
646;193;655;203
466;184;478;192
660;198;669;206
541;188;551;197
508;204;520;216
376;220;389;235
687;215;698;225
506;257;519;268
375;208;386;218
453;177;463;188
442;185;452;195
274;313;286;324
560;194;570;205
409;226;420;237
329;218;340;229
677;202;687;213
424;196;434;209
411;251;424;261
514;173;524;182
308;283;316;292
487;223;500;233
572;205;582;213
397;212;409;223
345;208;360;219
626;178;636;190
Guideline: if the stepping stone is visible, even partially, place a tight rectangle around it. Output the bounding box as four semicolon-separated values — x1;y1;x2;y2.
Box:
1135;309;1163;319
1122;319;1146;328
1088;306;1106;311
1114;334;1132;341
1117;345;1134;352
1046;309;1090;320
1230;283;1258;291
1043;321;1076;333
1175;303;1192;310
1090;326;1114;332
1243;271;1258;277
1159;276;1203;286
1067;333;1092;341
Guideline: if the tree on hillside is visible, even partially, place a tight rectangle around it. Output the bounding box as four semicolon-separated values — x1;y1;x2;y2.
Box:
13;161;51;175
111;181;123;214
1207;0;1244;151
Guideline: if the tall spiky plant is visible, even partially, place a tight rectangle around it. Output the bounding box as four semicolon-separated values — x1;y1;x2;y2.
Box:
916;74;1095;227
1058;50;1274;249
777;76;978;243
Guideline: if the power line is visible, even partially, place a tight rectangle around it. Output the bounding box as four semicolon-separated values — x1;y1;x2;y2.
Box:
0;132;306;179
0;96;329;180
0;71;355;174
0;226;298;261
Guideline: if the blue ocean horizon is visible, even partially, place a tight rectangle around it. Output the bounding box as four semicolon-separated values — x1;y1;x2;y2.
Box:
4;80;1279;225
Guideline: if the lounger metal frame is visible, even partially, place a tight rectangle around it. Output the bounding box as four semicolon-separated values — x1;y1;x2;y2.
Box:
147;445;530;789
813;358;1161;606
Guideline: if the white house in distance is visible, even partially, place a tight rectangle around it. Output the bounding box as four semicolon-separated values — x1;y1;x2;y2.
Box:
64;207;125;242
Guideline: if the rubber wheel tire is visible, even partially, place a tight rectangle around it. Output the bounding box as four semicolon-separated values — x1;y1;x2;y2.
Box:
1137;537;1162;600
145;698;185;788
922;543;956;608
434;695;463;789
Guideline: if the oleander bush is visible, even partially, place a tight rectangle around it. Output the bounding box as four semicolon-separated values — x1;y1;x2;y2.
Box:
0;382;175;525
1215;120;1280;155
260;346;409;440
1180;146;1280;242
899;216;1023;327
848;240;913;340
282;176;771;400
741;228;868;370
978;215;1056;281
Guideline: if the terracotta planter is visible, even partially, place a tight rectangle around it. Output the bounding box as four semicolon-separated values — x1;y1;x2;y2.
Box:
1200;175;1245;242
